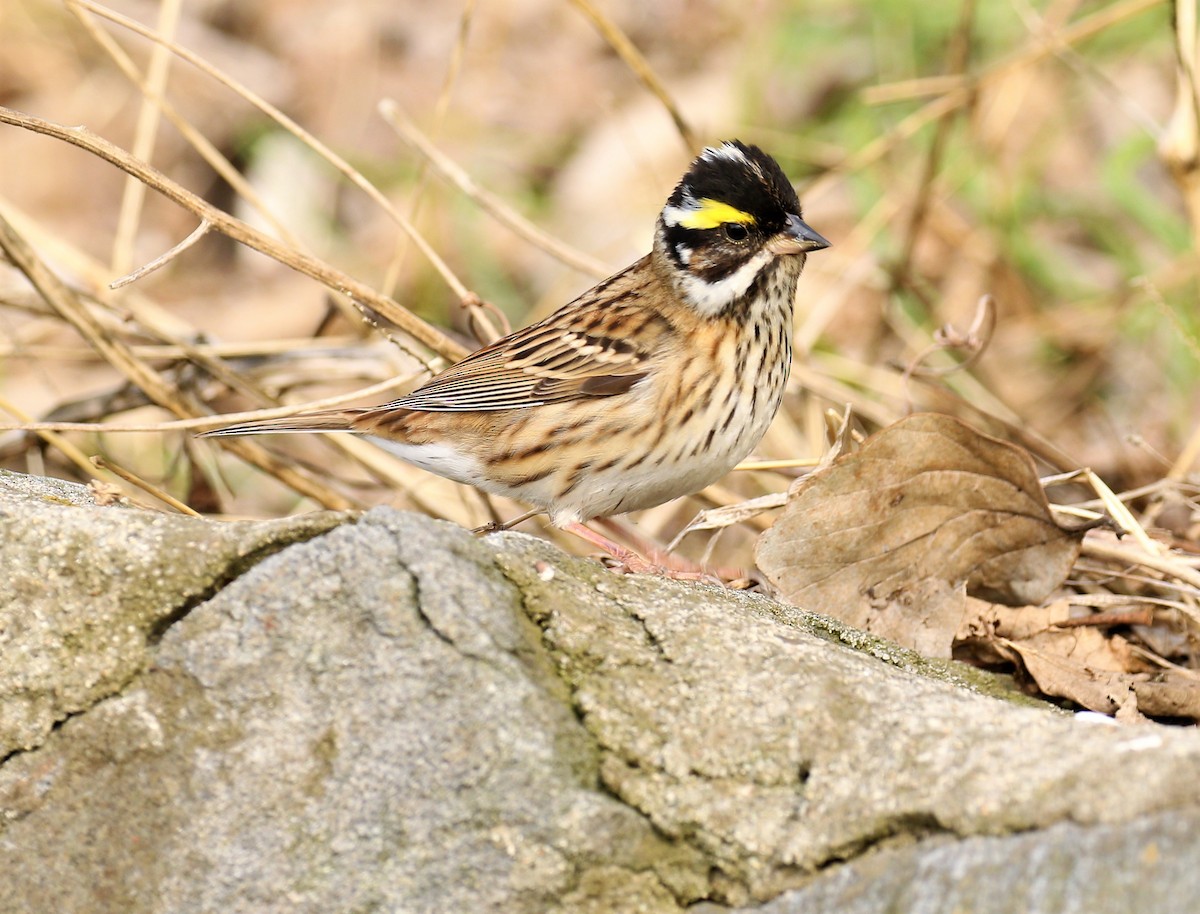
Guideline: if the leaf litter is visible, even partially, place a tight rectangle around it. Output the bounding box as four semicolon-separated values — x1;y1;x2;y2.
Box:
756;413;1200;722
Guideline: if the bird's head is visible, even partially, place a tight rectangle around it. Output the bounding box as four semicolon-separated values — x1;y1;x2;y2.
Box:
656;140;829;317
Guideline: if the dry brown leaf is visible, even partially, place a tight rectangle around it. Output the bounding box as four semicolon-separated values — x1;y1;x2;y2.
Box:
1131;679;1200;719
956;599;1200;721
994;634;1200;720
954;597;1069;666
995;635;1136;715
863;577;969;658
756;413;1089;656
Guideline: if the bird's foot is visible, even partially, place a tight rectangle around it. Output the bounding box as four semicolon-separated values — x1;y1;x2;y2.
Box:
563;522;747;585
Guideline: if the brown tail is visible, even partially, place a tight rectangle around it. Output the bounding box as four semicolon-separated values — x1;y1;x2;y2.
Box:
198;408;364;438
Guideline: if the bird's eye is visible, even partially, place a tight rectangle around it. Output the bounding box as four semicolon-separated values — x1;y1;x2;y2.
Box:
723;222;749;242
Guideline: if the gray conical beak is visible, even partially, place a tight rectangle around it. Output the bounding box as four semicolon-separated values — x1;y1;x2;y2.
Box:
768;213;831;255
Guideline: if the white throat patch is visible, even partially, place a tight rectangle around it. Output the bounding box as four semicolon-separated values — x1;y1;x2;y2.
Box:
676;250;772;317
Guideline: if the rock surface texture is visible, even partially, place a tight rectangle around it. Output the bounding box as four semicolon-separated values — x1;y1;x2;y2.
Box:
2;469;1198;913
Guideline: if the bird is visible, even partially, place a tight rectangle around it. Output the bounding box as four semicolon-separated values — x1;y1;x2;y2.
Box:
202;140;829;572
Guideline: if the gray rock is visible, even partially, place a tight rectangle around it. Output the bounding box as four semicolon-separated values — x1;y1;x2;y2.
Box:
712;808;1200;914
495;533;1200;906
0;498;704;914
0;468;348;756
1;471;1199;913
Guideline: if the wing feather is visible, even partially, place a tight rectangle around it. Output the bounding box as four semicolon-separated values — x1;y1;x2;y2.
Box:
379;257;669;413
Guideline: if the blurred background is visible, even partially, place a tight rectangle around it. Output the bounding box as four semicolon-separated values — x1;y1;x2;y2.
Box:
0;0;1196;566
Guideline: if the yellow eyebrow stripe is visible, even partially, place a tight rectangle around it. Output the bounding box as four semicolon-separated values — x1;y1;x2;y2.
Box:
676;198;756;231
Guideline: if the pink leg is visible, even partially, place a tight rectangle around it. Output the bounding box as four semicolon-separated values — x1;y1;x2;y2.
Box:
563;522;734;583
